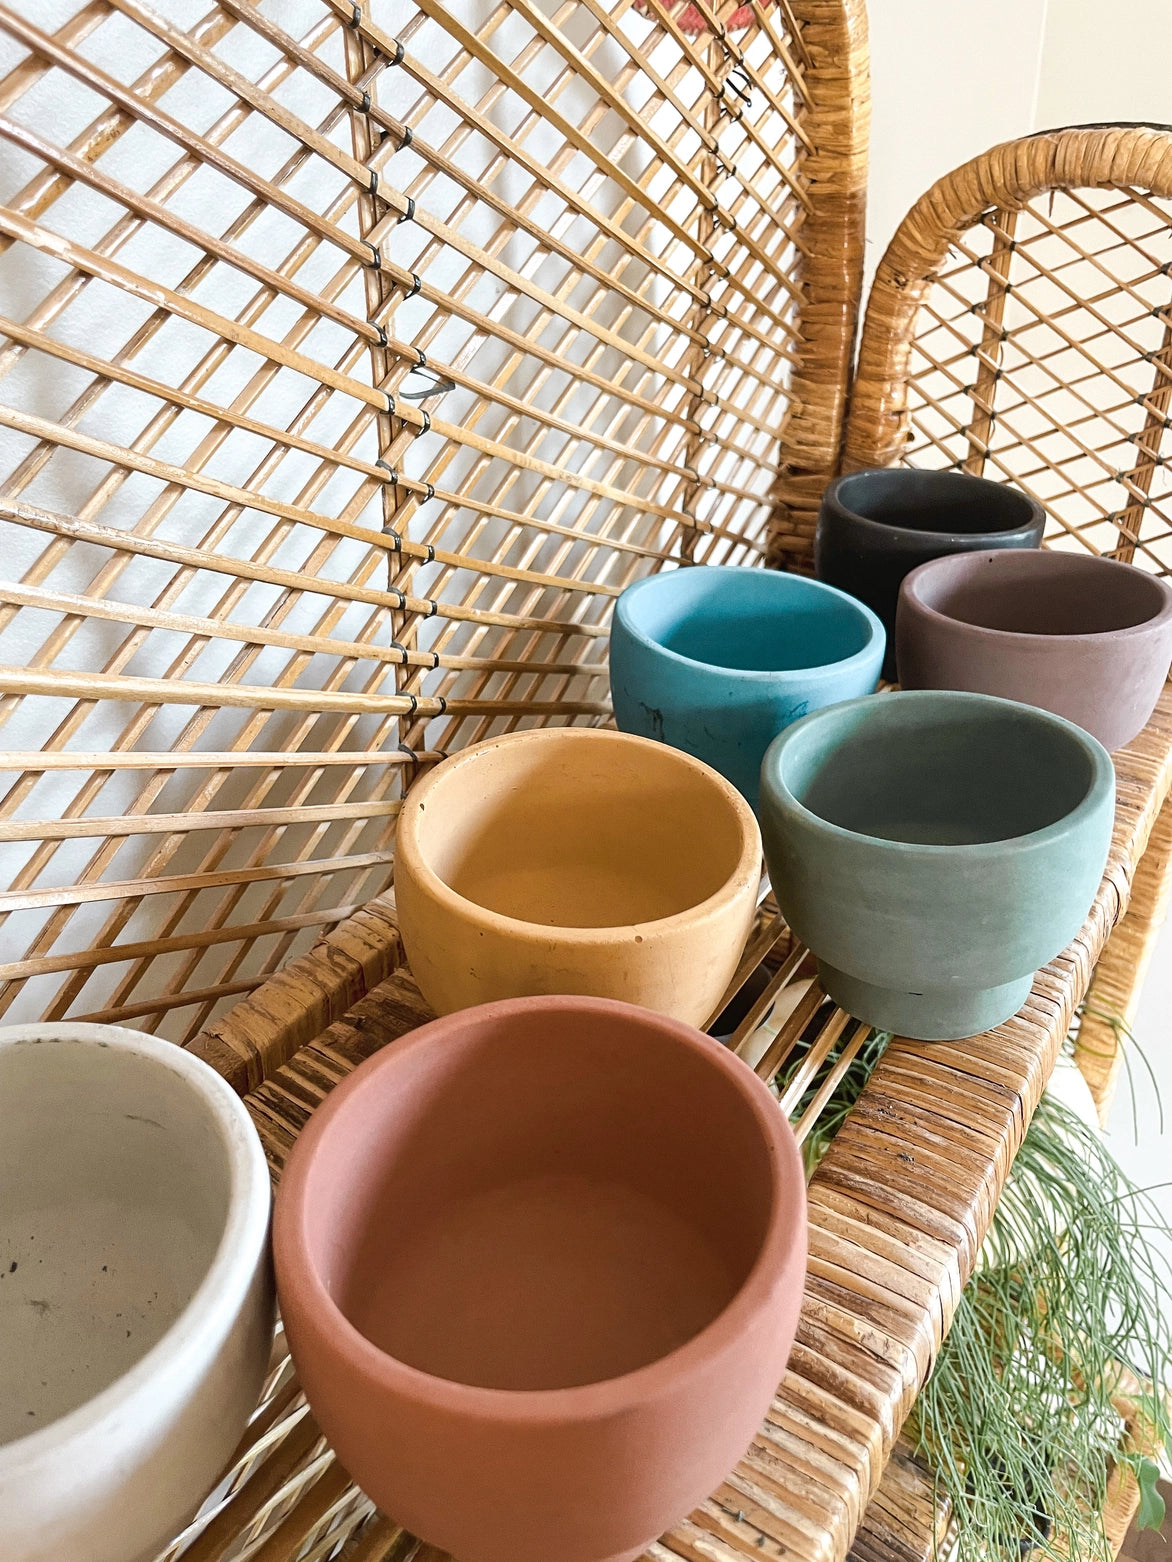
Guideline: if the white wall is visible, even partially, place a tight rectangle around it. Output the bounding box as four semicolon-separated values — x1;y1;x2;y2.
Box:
865;0;1048;287
1037;0;1172;130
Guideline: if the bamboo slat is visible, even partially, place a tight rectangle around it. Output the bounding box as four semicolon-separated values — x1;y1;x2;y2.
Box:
0;0;866;1037
154;684;1172;1562
845;1442;950;1562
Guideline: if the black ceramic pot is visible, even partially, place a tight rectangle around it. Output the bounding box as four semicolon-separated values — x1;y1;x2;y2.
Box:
816;468;1046;679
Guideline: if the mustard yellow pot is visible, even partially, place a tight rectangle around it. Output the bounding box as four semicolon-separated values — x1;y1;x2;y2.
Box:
395;728;762;1025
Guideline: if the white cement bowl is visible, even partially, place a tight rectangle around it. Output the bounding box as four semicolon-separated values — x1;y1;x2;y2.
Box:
0;1023;274;1562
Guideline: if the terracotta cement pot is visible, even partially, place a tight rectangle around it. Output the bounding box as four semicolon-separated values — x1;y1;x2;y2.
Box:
816;468;1045;678
897;548;1172;751
609;565;884;810
274;995;808;1562
0;1023;274;1562
395;727;761;1025
759;691;1115;1040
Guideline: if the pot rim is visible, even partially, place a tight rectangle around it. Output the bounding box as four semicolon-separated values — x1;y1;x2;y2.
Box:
0;1022;271;1470
613;564;885;682
761;689;1115;858
900;548;1172;644
275;994;806;1426
825;468;1046;548
397;727;762;944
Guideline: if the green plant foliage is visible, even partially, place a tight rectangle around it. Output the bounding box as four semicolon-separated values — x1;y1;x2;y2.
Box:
770;995;1171;1560
1135;1456;1165;1532
1069;1005;1165;1143
910;1093;1172;1562
772;995;1172;1562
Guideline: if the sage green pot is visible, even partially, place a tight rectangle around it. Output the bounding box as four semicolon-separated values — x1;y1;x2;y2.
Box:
758;691;1115;1041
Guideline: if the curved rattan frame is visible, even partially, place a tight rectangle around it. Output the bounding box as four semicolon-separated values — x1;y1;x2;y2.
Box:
767;0;869;567
845;122;1172;471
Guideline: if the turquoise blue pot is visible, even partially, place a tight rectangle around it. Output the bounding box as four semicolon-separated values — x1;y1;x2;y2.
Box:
609;567;885;811
759;691;1115;1041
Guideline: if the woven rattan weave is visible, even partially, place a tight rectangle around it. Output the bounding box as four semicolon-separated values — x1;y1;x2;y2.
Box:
0;0;864;1035
1;9;1171;1562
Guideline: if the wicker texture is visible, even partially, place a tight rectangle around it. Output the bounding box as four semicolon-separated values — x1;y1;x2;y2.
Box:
142;687;1172;1562
845;123;1172;570
833;122;1172;1556
4;25;1169;1562
0;0;865;1037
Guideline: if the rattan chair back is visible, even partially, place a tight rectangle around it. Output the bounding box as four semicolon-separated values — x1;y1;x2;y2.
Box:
845;122;1172;1114
0;0;866;1036
847;123;1172;569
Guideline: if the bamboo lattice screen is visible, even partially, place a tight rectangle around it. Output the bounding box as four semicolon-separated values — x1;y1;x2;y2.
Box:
0;0;865;1039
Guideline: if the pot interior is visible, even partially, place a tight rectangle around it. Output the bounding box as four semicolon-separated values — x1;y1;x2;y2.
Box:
311;1006;779;1390
783;701;1097;845
0;1038;232;1445
626;568;874;672
914;552;1168;636
835;469;1038;537
414;734;750;927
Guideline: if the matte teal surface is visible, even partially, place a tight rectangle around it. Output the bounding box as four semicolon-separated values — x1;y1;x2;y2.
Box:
758;691;1115;1041
609;567;884;811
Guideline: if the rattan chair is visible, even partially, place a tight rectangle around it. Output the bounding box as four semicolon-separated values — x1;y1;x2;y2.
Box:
0;4;1170;1560
840;120;1172;1562
0;0;864;1048
845;121;1172;1121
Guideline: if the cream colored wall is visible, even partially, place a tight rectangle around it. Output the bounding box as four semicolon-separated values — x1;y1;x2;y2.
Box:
864;0;1048;285
1032;0;1172;1229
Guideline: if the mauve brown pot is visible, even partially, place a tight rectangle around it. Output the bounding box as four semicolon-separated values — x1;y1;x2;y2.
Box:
274;996;808;1562
897;549;1172;752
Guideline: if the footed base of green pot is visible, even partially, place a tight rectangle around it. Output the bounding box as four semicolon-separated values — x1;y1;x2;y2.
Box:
817;963;1034;1042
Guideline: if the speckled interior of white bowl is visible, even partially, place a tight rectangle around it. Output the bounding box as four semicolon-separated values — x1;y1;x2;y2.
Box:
0;1034;231;1445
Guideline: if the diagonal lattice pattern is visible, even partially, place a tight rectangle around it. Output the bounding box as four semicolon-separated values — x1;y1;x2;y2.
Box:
0;0;825;1038
846;129;1172;580
901;192;1172;565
